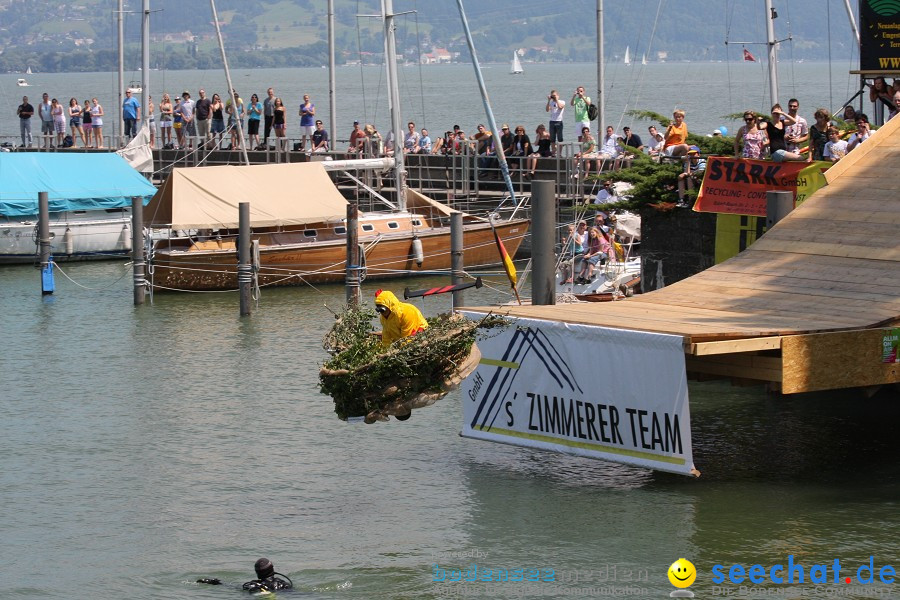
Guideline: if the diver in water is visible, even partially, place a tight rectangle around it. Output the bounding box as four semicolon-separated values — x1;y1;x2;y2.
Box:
242;558;293;593
197;557;293;593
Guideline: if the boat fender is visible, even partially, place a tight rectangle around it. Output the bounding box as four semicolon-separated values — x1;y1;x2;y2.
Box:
120;223;132;251
411;235;424;267
63;227;74;255
251;239;261;271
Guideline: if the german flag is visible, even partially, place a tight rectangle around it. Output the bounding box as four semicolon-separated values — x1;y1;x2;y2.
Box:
492;226;517;288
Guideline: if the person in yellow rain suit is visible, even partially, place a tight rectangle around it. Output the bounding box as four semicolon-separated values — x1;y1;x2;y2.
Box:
374;289;428;349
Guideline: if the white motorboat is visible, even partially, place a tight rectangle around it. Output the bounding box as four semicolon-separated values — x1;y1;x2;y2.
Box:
16;78;29;87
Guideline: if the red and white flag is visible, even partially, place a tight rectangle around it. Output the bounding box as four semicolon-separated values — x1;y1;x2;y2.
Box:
743;48;757;62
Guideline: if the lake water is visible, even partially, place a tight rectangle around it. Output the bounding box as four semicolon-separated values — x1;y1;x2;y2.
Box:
1;60;899;599
0;61;876;146
1;258;899;598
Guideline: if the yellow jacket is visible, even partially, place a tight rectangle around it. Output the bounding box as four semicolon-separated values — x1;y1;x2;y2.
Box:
375;290;428;348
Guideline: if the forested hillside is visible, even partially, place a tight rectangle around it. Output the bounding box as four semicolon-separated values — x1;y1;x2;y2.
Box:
0;0;859;72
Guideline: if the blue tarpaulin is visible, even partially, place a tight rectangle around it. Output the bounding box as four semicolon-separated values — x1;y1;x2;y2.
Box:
0;153;156;217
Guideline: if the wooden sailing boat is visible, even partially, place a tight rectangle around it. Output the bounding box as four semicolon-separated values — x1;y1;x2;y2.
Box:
144;2;529;293
510;51;523;75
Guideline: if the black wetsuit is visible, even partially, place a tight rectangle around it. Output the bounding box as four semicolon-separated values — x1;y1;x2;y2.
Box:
242;576;292;593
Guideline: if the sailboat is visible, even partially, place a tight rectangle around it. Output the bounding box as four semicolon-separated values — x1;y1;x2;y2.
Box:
25;66;33;74
510;51;523;75
144;2;529;292
624;46;631;66
641;53;648;65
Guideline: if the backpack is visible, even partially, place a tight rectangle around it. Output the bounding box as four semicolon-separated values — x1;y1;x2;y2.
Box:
62;135;74;148
587;102;598;121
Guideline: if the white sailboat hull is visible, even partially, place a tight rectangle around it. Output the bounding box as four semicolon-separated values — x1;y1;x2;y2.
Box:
0;210;133;263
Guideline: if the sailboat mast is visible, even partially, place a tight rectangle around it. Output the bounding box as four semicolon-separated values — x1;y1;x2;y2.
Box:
455;0;516;205
596;0;604;130
118;0;125;144
141;0;150;133
383;0;407;210
328;0;336;147
210;0;249;165
765;0;779;107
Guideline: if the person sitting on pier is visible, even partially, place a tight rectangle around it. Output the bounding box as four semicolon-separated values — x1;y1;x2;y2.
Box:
760;104;804;162
374;289;428;349
432;130;452;155
509;125;532;173
598;125;620;170
473;124;497;178
618;126;643;167
311;119;329;153
663;110;689;159
417;128;432;153
361;124;382;157
403;121;420;154
573;126;597;180
347;120;364;157
647;125;665;160
499;124;514;167
526;123;552;178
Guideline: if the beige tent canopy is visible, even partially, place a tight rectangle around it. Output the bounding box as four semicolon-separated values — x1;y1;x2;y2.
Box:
144;162;349;229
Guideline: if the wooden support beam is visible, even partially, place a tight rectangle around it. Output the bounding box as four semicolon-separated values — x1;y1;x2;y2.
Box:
685;354;783;383
688;336;782;355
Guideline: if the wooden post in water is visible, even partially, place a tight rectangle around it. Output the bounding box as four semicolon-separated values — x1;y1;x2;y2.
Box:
38;191;54;295
346;202;360;307
531;180;556;306
451;212;464;309
131;197;145;305
238;202;252;316
765;190;794;231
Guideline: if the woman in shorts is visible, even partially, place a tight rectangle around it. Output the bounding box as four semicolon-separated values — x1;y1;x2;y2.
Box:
159;93;173;148
51;98;66;146
68;98;84;147
81;99;93;147
246;93;262;150
91;98;104;148
210;93;225;146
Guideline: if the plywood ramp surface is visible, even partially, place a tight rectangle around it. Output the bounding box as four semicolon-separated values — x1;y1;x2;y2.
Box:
470;115;900;343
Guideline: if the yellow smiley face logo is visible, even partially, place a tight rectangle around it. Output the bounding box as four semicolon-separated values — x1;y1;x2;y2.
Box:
668;558;697;588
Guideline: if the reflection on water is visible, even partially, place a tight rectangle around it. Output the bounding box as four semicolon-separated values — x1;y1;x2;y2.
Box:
0;261;898;598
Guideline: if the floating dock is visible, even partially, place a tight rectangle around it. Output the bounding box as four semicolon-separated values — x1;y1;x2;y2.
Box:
466;114;900;395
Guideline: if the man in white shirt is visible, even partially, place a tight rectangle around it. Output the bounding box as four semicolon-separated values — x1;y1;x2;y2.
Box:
545;89;566;156
784;98;809;153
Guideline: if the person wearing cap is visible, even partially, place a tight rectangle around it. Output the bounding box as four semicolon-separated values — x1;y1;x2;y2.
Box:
178;91;195;149
374;289;428;349
347;120;364;156
619;126;643;153
241;558;292;593
499;123;514;162
677;146;706;205
311;119;329;153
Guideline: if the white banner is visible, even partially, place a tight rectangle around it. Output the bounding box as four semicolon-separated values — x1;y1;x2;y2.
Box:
460;315;696;476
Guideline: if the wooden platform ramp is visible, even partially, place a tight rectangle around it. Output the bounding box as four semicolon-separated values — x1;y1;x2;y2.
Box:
468;115;900;394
